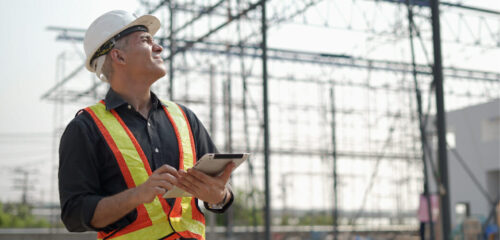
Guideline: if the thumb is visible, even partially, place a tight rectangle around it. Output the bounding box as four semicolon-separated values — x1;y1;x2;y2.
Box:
219;162;235;182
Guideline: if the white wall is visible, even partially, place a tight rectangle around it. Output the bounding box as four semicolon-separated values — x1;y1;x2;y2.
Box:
427;98;500;227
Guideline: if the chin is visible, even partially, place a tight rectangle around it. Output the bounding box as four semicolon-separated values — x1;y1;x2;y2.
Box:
157;68;167;78
151;66;167;79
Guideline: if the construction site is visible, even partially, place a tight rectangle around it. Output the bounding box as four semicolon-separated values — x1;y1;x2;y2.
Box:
0;0;498;239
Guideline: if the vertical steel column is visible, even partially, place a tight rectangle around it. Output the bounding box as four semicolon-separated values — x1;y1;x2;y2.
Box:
224;64;234;239
406;1;436;239
168;1;175;100
208;65;216;240
261;0;271;239
225;5;234;238
330;87;338;240
430;0;451;238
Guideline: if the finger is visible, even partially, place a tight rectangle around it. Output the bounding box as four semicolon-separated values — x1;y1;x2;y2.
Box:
153;164;179;177
176;179;196;195
218;162;236;182
178;173;204;193
150;173;177;186
158;173;178;185
186;168;214;184
178;172;201;189
152;179;173;190
154;186;166;195
176;177;201;197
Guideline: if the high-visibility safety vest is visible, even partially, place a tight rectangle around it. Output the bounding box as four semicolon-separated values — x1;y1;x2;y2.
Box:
84;100;205;240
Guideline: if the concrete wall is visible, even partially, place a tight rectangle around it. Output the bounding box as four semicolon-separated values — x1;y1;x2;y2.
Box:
427;99;500;227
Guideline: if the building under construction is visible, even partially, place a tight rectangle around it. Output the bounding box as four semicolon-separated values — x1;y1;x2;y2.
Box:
35;0;500;239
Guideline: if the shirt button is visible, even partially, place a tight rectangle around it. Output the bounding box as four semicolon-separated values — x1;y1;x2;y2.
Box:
147;122;151;127
127;105;132;109
155;148;159;153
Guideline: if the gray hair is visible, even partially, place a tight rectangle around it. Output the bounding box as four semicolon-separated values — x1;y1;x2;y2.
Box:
95;37;130;82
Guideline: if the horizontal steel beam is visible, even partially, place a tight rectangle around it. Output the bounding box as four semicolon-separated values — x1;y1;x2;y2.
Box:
46;29;500;82
381;0;500;16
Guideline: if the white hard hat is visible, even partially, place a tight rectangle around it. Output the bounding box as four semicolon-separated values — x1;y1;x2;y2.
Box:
84;10;161;73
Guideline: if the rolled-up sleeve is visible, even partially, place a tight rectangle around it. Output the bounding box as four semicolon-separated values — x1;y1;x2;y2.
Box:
59;116;105;232
59;114;138;232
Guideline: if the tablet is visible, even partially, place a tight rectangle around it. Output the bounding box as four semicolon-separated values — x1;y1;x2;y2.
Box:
163;153;249;199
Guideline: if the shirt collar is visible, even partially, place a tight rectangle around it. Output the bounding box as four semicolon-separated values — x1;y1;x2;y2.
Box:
104;88;163;111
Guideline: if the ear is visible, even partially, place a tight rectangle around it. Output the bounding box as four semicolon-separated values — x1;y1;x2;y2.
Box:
109;49;126;65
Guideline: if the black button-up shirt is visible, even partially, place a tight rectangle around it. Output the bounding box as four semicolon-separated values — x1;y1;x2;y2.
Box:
59;89;230;233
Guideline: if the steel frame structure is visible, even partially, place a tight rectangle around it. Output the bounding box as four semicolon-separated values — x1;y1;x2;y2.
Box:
43;0;500;239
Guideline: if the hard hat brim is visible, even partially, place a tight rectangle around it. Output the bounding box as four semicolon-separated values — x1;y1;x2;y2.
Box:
85;14;161;72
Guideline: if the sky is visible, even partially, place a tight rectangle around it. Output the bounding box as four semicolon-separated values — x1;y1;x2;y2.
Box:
0;0;139;134
0;0;140;203
0;0;498;207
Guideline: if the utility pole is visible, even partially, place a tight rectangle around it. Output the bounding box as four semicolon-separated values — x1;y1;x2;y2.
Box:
430;0;451;238
330;87;338;240
13;167;36;205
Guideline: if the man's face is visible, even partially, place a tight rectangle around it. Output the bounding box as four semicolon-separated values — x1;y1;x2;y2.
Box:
121;31;166;82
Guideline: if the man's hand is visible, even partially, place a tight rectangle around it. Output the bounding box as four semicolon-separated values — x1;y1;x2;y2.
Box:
133;164;180;204
176;162;235;204
90;164;179;228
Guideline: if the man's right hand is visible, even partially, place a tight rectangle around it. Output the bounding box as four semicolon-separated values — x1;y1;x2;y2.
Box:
133;164;179;204
90;164;180;228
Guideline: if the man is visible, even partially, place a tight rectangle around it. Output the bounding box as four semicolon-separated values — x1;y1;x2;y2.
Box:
59;10;234;240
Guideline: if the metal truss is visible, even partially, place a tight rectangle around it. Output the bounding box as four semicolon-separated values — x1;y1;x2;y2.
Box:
164;0;500;50
42;0;500;237
41;33;500;102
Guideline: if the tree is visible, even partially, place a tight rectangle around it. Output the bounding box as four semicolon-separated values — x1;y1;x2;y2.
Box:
0;202;50;228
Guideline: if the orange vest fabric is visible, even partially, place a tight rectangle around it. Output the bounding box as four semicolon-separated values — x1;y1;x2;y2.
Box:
84;100;205;240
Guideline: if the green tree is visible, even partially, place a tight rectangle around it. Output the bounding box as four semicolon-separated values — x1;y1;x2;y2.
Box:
0;202;50;228
216;188;265;226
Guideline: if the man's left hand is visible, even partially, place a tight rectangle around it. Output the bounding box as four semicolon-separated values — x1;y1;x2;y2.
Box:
176;162;235;204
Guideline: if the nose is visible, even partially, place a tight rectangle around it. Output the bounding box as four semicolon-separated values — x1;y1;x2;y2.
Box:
153;42;163;53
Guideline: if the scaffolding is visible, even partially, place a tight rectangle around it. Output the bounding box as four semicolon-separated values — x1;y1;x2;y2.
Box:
42;0;500;239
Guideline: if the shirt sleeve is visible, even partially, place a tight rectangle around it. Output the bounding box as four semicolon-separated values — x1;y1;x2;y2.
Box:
58;113;136;232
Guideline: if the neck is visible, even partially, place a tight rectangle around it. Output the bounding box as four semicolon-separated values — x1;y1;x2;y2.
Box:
110;75;153;117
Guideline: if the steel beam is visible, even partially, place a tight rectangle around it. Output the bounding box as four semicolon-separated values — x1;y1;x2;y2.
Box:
431;0;451;238
261;1;271;240
169;0;264;58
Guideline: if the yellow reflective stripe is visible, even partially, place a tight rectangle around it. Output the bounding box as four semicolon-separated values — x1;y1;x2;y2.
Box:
148;198;169;224
89;102;173;238
170;215;206;239
162;101;205;239
91;101;205;239
89;103;149;186
169;197;204;237
162;101;194;169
